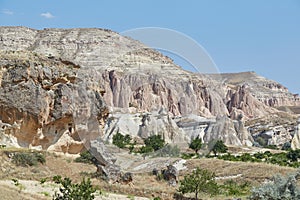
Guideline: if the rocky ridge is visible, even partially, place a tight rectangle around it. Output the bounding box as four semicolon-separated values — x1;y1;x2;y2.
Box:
0;27;299;151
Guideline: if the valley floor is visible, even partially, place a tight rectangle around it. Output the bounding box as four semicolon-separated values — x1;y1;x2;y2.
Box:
0;146;297;200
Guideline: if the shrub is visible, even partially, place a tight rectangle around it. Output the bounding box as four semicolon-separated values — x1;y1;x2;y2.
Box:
221;179;251;196
189;136;203;154
144;135;165;151
12;152;45;167
211;140;228;156
248;171;300;200
256;136;267;147
181;153;196;159
139;145;154;154
112;132;131;148
53;176;97;200
282;142;292;151
178;167;219;199
75;150;95;164
287;150;300;162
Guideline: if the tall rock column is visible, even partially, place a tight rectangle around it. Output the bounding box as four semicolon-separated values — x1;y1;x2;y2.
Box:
291;118;300;150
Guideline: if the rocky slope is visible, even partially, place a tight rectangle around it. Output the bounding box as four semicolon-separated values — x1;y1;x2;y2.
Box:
0;26;299;150
0;26;283;118
210;71;300;108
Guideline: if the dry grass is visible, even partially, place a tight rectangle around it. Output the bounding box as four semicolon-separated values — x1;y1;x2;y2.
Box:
0;148;298;200
0;183;48;200
186;158;296;185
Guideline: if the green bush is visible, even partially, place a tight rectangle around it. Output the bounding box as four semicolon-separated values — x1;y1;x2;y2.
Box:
112;132;131;148
75;150;95;164
53;176;97;200
282;142;292;151
181;153;197;159
217;150;300;169
248;171;300;200
144;135;165;151
179;167;219;199
287;150;300;162
221;180;251;196
211;140;228;156
139;145;154;154
189;136;202;154
12;152;45;167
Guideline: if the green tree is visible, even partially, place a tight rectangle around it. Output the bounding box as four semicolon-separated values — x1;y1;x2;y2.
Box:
189;136;203;154
287;150;300;162
179;167;219;200
112;132;131;148
212;140;228;157
53;176;96;200
144;135;165;151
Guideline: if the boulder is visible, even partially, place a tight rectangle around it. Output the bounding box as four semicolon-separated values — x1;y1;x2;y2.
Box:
90;138;121;182
162;165;178;186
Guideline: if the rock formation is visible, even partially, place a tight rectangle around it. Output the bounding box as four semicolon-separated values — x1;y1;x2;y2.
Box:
0;51;108;153
89;138;121;181
204;115;254;146
291;119;300;150
210;71;300;109
0;27;299;150
0;27;287;119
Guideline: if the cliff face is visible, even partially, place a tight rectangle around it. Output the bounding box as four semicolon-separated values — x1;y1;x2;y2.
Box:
210;72;300;109
0;51;108;152
0;27;299;150
0;27;287;119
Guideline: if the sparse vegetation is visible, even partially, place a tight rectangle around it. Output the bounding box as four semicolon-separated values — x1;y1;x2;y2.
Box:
189;136;203;154
11;178;26;192
217;150;300;168
74;150;95;164
248;170;300;200
112;132;132;149
144;135;165;151
139;135;165;154
178;167;219;199
12;151;45;167
211;140;228;156
220;179;251;196
52;175;97;200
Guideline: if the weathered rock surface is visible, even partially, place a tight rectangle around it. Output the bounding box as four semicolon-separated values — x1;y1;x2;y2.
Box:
90;138;121;181
210;71;300;108
246;112;297;148
204;115;254;146
291;119;300;150
0;27;299;150
0;26;284;119
104;110;253;147
0;51;108;153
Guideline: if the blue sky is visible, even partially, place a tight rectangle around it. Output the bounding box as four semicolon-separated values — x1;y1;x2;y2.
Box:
0;0;299;93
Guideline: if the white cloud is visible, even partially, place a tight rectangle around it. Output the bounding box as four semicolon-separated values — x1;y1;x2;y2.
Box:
2;9;14;15
41;12;54;19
